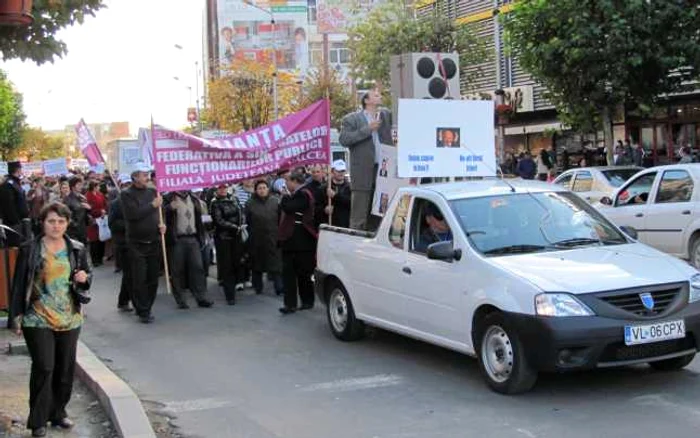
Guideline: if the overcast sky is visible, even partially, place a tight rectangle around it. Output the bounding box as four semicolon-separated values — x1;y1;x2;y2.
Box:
2;0;204;135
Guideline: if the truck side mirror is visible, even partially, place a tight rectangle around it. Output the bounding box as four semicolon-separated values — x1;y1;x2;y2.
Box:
427;241;462;262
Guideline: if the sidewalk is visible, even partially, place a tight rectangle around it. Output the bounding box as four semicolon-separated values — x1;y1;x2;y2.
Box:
0;329;117;438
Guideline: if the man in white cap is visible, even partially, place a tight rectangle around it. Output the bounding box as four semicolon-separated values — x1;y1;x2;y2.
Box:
321;160;352;228
119;162;165;324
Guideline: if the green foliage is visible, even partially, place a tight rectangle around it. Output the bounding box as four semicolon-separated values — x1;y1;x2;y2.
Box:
0;0;105;64
15;127;67;160
0;71;26;160
348;0;487;88
300;68;356;130
506;0;700;153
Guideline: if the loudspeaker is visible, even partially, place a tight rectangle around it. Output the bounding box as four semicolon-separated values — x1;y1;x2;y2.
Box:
390;52;461;123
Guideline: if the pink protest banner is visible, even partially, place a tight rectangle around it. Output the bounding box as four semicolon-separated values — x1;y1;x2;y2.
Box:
153;99;331;192
75;119;106;166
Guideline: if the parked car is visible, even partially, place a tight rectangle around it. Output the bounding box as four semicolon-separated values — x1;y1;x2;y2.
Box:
552;166;642;204
599;164;700;267
315;180;700;394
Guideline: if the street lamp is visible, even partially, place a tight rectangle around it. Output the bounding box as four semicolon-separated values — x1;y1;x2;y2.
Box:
242;0;278;120
173;45;203;132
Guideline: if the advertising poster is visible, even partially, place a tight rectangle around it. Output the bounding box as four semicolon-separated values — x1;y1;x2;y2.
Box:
317;0;383;34
372;144;409;217
397;99;497;178
217;0;309;77
43;158;69;177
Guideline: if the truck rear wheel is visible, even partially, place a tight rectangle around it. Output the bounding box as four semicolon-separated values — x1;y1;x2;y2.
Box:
476;312;537;394
327;282;365;341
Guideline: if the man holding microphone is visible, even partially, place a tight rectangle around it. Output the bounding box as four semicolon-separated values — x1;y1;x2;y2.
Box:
120;162;166;324
339;88;392;231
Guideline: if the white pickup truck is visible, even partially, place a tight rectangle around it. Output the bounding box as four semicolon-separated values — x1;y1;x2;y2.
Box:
315;180;700;394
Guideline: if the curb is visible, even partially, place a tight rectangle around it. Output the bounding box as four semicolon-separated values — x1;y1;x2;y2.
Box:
75;341;156;438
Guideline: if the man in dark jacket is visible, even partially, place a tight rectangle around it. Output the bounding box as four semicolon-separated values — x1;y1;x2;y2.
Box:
516;152;537;180
307;164;327;226
321;160;352;228
164;190;213;309
0;161;30;247
211;184;245;305
278;171;318;314
108;178;132;311
120;163;165;324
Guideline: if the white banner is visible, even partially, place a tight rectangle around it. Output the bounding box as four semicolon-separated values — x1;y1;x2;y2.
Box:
23;161;44;175
372;144;410;217
43;158;69;176
70;158;89;169
118;141;142;175
397;99;496;178
0;161;7;175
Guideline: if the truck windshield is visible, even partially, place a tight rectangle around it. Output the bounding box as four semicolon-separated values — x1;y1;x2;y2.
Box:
450;192;628;256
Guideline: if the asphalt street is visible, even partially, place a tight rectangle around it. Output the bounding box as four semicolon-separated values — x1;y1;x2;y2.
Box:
80;264;700;438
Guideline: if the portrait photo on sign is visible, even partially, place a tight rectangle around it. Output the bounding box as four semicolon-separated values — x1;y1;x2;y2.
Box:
436;128;460;148
379;193;390;214
379;158;389;177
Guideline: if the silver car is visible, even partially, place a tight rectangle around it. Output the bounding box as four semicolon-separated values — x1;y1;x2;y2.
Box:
553;166;643;204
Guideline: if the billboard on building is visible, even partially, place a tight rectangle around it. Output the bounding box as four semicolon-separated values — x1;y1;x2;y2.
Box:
317;0;382;34
217;0;309;77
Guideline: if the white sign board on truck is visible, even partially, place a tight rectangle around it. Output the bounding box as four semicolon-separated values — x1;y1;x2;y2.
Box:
397;99;496;178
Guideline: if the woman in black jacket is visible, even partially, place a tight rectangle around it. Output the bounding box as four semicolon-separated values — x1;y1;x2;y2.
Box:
62;177;90;243
10;202;92;437
210;184;245;305
245;180;283;295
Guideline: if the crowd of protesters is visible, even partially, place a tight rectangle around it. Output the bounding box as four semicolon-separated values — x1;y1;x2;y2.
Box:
1;157;354;324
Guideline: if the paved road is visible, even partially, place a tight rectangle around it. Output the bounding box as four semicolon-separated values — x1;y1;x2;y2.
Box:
81;265;700;438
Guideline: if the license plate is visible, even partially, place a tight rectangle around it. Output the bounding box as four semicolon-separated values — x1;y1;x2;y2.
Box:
624;320;685;346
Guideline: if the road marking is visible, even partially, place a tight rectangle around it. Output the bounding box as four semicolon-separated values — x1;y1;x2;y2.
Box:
162;397;235;414
517;429;537;438
300;374;403;393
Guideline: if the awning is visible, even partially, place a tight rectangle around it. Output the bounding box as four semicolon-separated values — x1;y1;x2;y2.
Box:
504;122;568;136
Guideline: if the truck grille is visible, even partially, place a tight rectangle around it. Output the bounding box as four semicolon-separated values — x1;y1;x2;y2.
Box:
599;335;696;364
599;287;680;316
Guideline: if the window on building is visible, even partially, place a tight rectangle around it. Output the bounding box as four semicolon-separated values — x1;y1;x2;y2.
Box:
307;0;317;24
310;42;323;66
330;42;350;65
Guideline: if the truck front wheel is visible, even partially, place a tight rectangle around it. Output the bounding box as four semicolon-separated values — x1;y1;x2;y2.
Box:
327;282;365;341
476;312;537;394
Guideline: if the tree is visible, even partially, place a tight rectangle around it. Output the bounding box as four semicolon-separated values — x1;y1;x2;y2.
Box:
299;68;355;130
347;0;487;89
506;0;700;164
0;0;105;64
13;127;66;160
205;59;300;132
0;71;26;160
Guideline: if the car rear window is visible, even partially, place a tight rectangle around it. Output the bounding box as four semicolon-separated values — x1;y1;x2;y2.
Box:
602;168;641;187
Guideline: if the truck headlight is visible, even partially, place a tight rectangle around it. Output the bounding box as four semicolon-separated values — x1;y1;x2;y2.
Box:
535;293;595;317
689;274;700;303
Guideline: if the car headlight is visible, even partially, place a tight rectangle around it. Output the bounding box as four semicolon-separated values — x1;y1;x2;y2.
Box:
689;274;700;303
535;293;595;317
